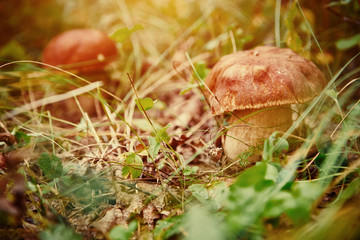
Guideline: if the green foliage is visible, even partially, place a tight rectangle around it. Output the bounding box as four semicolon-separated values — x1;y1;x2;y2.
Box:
148;136;160;159
224;163;276;238
339;177;360;201
327;0;353;7
238;145;262;167
183;166;199;176
156;163;324;239
147;124;171;163
184;206;225;240
122;152;144;179
336;33;360;50
154;215;184;240
37;152;63;179
188;184;209;204
135;97;154;112
181;62;208;95
35;153;111;208
188;182;228;210
14;131;31;146
291;179;360;240
326;89;338;100
39;224;82;240
225;162;322;237
110;24;144;43
109;221;137;240
13;62;42;72
264;181;322;225
58;172;110;207
154;124;171;144
193;61;209;80
262;132;289;163
132;119;163;132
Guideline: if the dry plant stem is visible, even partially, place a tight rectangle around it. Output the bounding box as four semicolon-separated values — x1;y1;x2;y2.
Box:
224;105;293;160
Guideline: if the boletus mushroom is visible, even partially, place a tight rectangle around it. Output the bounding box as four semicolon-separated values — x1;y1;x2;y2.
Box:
42;29;118;73
41;29;117;124
205;46;327;161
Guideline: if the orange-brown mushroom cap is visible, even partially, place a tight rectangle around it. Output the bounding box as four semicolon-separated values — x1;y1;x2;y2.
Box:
42;29;118;73
205;46;328;115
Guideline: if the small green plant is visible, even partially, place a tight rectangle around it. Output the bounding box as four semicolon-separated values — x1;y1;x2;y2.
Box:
154;161;323;239
37;152;63;179
121;152;143;179
109;221;138;240
110;24;144;43
39;224;82;240
262;132;289;163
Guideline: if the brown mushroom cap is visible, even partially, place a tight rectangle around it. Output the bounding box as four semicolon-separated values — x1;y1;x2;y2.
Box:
42;29;118;73
205;46;328;115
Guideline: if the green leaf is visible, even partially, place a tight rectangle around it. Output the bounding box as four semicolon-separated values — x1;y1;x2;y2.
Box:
193;61;210;80
109;221;137;240
263;191;295;218
155;124;171;143
180;61;209;95
263;139;273;162
208;182;229;210
262;132;289;162
132;119;163;132
326;89;338;99
233;162;270;188
148;136;160;159
39;181;56;195
184;206;224;240
14;131;31;146
38;152;63;179
189;182;228;211
154;215;184;240
183;166;199;176
189;184;210;204
226;162;321;236
264;181;322;225
122;153;143;179
336;33;360;50
286;181;322;225
339;177;360;201
39;224;82;240
264;163;279;182
110;24;144;43
224;163;279;237
135;97;154;112
327;0;352;7
58;172;109;207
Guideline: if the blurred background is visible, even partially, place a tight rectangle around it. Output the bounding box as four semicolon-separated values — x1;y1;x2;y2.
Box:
1;0;359;123
1;0;359;70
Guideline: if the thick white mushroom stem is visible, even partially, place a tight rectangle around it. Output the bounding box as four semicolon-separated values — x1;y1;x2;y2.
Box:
224;105;293;161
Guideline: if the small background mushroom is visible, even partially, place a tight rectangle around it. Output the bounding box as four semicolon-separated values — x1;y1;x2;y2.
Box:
40;28;118;123
205;46;328;161
42;28;118;74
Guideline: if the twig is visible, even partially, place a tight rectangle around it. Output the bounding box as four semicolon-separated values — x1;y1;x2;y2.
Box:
326;6;360;26
127;73;157;133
